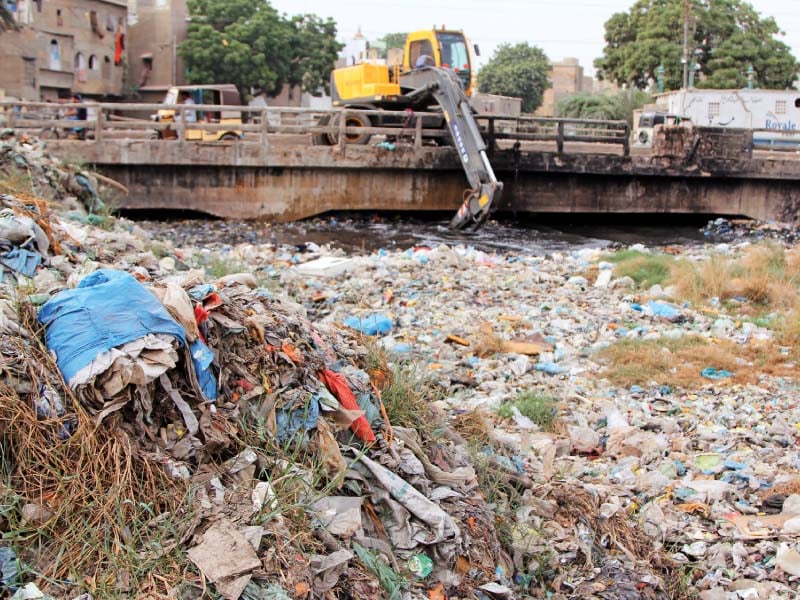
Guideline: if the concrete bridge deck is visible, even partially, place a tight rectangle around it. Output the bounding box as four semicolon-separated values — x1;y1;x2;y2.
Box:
4;101;800;223
44;136;800;224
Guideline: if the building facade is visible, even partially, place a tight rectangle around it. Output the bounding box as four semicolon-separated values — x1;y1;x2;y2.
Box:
536;57;585;117
535;57;619;116
0;0;128;100
125;0;186;102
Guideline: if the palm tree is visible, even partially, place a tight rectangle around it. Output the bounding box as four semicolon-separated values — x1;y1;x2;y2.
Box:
0;6;18;32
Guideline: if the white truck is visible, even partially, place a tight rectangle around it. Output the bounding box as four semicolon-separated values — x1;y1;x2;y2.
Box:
654;89;800;149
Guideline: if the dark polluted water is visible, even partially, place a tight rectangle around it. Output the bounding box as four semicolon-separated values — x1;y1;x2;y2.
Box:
130;211;712;255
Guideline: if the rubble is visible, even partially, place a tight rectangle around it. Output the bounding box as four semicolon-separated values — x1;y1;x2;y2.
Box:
2;129;800;599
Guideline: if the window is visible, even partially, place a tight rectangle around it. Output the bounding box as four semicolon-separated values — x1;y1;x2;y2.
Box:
56;8;62;26
106;14;115;32
90;10;104;37
408;39;434;68
795;98;800;109
708;102;720;118
74;52;87;81
102;55;111;79
23;57;36;88
437;32;469;70
776;100;787;114
48;39;61;70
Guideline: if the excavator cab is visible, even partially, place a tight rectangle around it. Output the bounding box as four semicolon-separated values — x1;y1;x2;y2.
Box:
403;29;475;95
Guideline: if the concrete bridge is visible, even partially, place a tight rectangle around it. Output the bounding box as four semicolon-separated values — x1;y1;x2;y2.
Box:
4;101;800;223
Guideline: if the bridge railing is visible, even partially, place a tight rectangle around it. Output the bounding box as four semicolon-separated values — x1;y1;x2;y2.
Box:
477;115;630;155
0;100;631;155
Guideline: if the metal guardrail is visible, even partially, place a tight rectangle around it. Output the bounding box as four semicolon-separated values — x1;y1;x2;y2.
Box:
0;100;631;155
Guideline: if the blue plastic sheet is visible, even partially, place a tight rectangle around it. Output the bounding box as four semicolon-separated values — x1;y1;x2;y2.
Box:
535;362;566;375
343;314;393;336
0;247;42;278
38;269;186;383
276;397;320;443
188;284;215;301
646;300;681;321
190;339;218;401
701;367;733;380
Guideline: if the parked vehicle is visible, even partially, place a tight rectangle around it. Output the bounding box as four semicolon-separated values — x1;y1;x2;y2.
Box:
152;84;243;141
634;111;691;148
656;89;800;150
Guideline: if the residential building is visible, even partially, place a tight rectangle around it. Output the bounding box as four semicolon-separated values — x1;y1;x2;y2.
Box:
536;57;585;116
125;0;187;102
535;57;619;116
0;0;128;100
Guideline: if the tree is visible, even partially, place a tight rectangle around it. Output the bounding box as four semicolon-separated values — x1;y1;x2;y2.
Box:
287;15;341;95
557;90;652;125
378;32;408;52
179;0;341;98
595;0;798;91
477;43;550;113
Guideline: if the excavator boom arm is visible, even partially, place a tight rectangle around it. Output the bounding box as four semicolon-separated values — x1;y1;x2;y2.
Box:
399;67;503;230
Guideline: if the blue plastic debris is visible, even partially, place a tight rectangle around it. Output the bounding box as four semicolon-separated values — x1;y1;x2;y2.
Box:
190;339;218;401
701;367;733;380
535;362;566;375
646;300;681;321
724;459;748;471
188;284;215;300
343;314;393;336
0;247;41;278
276;397;320;443
376;140;397;151
629;385;645;394
0;546;18;590
38;269;186;384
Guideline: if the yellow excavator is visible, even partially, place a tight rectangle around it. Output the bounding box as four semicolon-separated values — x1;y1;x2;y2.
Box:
315;28;502;230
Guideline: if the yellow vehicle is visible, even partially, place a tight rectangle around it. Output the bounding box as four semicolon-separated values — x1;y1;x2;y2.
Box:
318;28;501;230
153;84;243;141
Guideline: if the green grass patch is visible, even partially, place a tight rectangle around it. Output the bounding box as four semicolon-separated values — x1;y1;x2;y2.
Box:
603;250;675;288
381;362;442;435
193;254;248;279
496;390;558;431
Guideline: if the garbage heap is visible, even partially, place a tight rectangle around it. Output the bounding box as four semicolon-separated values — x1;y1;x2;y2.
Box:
0;133;542;600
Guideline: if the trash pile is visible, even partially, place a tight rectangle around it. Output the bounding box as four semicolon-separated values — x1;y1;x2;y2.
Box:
269;243;800;599
4;131;800;599
0;136;517;600
702;217;800;243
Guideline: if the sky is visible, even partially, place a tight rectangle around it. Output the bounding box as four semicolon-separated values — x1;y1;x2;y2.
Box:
269;0;799;77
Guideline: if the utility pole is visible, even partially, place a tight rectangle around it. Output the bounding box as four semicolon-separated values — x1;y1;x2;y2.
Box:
682;0;690;90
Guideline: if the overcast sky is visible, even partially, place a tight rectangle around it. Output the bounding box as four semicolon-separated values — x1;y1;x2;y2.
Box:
269;0;798;77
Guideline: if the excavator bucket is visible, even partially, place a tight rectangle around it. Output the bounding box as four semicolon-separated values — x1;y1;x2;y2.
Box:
450;182;502;230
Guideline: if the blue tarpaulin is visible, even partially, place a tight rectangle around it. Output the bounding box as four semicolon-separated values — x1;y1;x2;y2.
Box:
38;269;186;383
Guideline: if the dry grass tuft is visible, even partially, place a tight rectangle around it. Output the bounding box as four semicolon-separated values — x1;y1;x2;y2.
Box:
597;335;795;388
451;411;492;447
0;304;190;596
670;243;800;312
